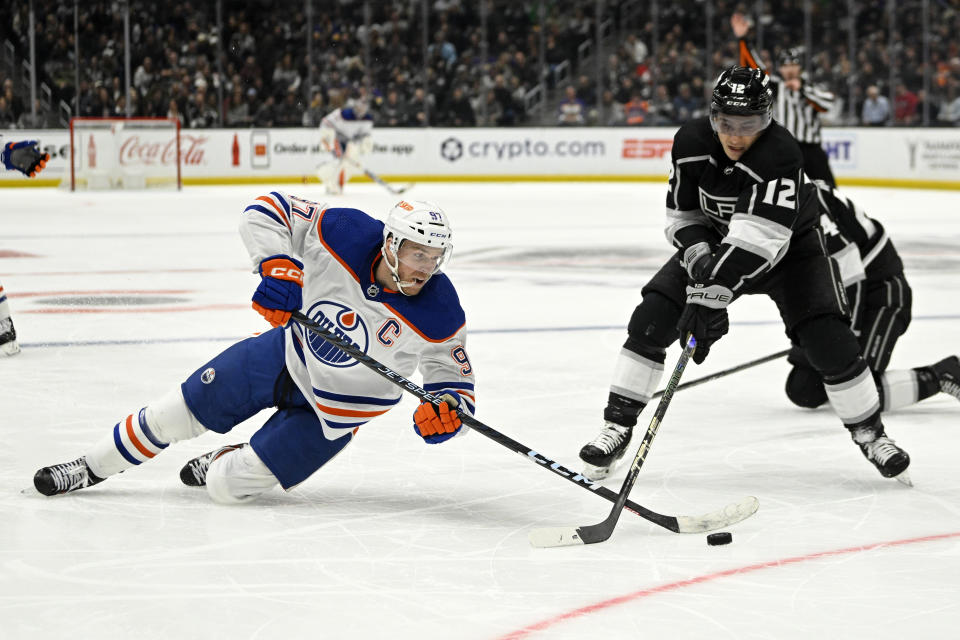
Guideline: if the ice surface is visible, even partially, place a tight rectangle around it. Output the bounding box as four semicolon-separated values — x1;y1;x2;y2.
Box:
2;183;959;639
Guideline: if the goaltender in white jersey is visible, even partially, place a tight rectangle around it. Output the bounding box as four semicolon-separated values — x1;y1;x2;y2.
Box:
317;95;374;195
33;194;476;503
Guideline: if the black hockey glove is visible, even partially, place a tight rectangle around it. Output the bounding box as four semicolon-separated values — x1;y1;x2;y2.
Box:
2;140;50;177
677;281;732;364
682;241;714;280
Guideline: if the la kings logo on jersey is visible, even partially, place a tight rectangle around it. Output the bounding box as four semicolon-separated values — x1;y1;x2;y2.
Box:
304;301;369;368
698;187;739;222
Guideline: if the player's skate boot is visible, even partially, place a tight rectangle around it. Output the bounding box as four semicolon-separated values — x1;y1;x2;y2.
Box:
931;355;960;401
0;316;20;357
579;422;633;480
33;456;105;496
179;443;247;487
851;426;911;485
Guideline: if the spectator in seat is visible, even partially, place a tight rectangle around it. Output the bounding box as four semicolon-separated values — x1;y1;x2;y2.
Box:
672;82;702;123
301;91;326;127
893;83;918;125
558;85;586;125
226;87;252;126
379;89;405;127
862;85;891;126
623;93;648;125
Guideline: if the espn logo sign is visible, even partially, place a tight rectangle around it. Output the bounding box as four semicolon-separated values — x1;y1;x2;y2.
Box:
622;139;672;159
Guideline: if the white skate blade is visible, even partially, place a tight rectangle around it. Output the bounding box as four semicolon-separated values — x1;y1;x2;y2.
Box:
894;470;913;487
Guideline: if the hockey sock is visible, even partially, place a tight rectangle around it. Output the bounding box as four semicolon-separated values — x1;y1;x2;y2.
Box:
823;359;882;430
86;408;169;478
85;389;208;478
604;344;665;427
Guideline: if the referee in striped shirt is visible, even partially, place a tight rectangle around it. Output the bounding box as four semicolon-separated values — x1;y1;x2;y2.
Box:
731;13;837;186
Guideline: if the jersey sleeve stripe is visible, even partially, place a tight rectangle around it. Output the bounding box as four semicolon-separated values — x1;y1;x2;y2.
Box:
245;204;288;230
256;195;292;231
726;215;792;263
424;381;475;392
313;387;401;406
316;402;391;418
268;191;291;216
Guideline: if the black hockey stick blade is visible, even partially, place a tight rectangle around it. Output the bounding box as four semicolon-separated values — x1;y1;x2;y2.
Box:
290;312;751;535
529;335;757;548
652;348;790;398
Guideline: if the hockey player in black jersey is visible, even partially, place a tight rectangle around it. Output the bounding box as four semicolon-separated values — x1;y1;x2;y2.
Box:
579;66;910;484
785;182;960;410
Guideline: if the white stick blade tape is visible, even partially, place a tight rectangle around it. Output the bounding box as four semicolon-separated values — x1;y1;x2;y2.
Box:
528;527;585;548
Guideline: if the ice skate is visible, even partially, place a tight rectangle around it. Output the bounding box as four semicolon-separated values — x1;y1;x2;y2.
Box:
579;422;633;480
33;457;105;496
179;443;247;487
0;316;20;357
931;355;960;401
852;427;911;485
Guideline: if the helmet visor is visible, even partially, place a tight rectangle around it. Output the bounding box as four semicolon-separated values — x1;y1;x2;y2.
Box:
710;110;771;136
395;239;450;275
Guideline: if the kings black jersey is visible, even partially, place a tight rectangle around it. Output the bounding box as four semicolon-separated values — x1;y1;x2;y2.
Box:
813;182;904;287
665;117;820;293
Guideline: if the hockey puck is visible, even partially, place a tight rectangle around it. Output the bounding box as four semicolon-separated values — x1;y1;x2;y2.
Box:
706;532;733;546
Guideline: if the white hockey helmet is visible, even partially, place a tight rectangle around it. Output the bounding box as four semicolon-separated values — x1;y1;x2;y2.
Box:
381;200;453;293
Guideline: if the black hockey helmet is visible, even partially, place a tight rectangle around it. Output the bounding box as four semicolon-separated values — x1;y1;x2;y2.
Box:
710;66;773;136
778;46;804;67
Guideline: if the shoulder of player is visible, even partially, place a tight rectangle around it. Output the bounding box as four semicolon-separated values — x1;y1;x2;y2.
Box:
672;117;715;160
315;208;382;276
385;273;466;343
340;108;374;122
740;124;803;181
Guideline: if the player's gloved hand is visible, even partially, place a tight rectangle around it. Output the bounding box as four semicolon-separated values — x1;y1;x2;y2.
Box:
251;254;304;328
677;281;732;364
682;242;714;280
413;392;463;444
2;140;50;177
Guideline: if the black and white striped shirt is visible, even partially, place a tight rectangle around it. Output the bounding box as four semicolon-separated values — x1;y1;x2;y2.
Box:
739;40;835;144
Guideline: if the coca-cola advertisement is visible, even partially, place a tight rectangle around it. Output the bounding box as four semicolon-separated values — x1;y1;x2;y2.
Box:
118;134;207;167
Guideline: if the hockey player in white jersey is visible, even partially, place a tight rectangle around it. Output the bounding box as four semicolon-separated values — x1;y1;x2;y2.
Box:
33;195;476;503
1;137;51;357
316;92;374;195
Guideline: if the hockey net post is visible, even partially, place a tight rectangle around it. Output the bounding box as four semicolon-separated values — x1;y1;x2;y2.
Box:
68;117;182;191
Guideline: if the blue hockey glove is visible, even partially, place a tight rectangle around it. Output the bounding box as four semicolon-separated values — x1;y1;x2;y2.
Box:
251;254;304;328
413;392;463;444
677;281;732;364
2;140;49;177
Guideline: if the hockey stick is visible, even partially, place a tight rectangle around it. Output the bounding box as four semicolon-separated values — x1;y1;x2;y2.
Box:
529;335;757;548
356;162;414;195
291;311;758;535
652;348;790;398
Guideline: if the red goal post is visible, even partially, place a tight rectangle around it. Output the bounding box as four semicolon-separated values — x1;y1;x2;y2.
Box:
68;116;182;190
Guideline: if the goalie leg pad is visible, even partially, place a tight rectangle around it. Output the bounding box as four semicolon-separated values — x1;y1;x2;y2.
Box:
205;444;279;504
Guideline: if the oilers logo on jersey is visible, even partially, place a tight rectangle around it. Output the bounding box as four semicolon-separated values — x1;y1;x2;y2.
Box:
305;301;369;368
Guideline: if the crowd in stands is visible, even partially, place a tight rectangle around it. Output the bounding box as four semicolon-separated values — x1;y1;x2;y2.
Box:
1;0;960;130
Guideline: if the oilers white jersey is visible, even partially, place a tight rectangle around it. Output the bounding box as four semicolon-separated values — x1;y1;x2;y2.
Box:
239;191;475;442
320;107;373;143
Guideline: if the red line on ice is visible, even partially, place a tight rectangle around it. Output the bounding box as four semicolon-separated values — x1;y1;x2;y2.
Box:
497;530;960;640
